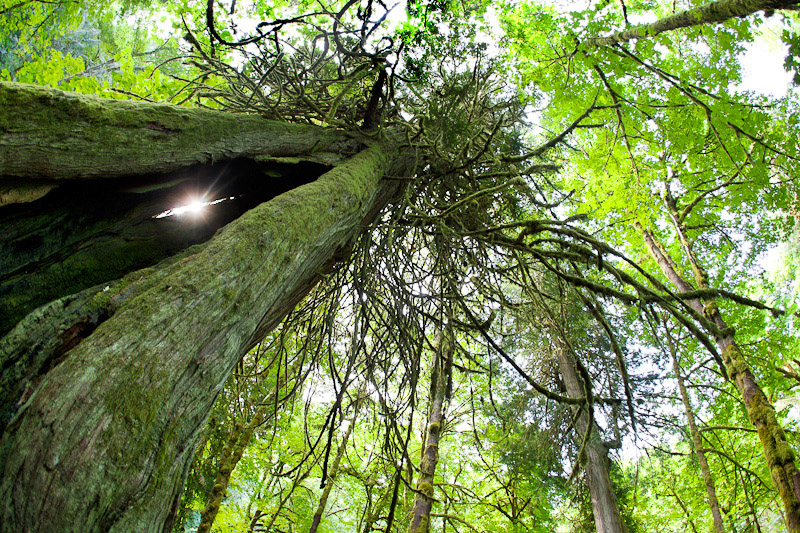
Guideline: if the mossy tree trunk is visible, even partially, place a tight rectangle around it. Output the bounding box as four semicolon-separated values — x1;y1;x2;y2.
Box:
407;332;452;533
0;82;355;183
0;82;403;532
584;0;800;46
638;219;800;532
665;327;726;533
555;342;629;533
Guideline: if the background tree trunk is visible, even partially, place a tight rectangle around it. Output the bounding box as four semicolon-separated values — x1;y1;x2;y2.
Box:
637;221;800;531
407;333;452;533
666;327;726;533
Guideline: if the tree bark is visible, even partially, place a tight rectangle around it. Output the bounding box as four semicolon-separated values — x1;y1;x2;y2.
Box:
0;84;403;532
555;342;629;533
584;0;800;46
637;220;800;532
407;334;452;533
666;327;726;533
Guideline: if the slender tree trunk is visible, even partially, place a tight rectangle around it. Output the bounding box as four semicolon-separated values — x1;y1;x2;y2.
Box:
555;342;629;533
247;509;265;533
637;221;800;531
262;461;318;532
197;401;277;533
360;477;395;533
407;334;452;533
308;401;360;533
0;83;403;532
196;419;248;533
666;327;726;533
585;0;800;46
197;357;302;533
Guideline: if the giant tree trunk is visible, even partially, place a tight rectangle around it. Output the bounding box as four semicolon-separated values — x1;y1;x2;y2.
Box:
555;342;629;533
0;82;402;532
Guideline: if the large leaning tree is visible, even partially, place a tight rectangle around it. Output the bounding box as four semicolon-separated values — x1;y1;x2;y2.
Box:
0;3;416;530
0;80;407;531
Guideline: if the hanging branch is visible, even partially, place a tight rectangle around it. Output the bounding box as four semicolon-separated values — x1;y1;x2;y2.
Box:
584;0;800;46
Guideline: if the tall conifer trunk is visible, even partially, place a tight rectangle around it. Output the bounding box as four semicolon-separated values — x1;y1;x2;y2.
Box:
555;341;628;533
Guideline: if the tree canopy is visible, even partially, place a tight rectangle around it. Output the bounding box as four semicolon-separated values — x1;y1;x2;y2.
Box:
1;0;799;531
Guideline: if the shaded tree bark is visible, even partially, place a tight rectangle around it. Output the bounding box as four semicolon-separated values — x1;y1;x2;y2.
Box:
585;0;800;46
0;82;404;532
555;341;629;533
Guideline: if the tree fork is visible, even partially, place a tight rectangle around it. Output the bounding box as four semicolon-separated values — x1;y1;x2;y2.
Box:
0;158;331;336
